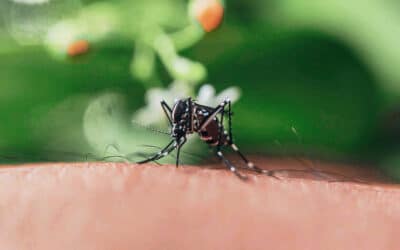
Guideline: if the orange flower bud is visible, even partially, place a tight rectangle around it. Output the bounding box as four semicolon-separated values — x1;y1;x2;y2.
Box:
67;40;90;57
194;0;224;32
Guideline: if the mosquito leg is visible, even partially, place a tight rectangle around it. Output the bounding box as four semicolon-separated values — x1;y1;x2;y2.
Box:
187;98;194;132
161;100;172;113
152;138;186;162
230;143;265;173
199;98;229;131
175;137;187;167
229;143;280;179
161;100;173;126
216;151;247;180
217;105;225;147
137;140;176;164
230;143;258;171
223;101;264;174
176;144;182;167
227;100;233;144
214;102;249;180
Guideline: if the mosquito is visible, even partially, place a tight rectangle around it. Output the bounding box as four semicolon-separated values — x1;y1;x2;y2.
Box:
137;97;274;180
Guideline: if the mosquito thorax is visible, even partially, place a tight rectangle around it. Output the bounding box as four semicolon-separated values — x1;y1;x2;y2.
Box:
171;99;191;122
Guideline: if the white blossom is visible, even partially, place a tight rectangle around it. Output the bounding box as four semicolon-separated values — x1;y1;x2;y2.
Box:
133;82;241;125
197;84;241;106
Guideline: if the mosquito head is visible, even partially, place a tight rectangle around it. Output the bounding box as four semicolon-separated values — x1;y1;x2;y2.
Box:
171;123;186;138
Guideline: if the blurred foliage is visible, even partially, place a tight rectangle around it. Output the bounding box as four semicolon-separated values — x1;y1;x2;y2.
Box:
1;0;400;180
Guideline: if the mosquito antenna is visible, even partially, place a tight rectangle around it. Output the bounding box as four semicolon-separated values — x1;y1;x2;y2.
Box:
132;120;170;135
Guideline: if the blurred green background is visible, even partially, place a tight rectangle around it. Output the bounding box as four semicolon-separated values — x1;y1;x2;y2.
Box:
1;0;400;179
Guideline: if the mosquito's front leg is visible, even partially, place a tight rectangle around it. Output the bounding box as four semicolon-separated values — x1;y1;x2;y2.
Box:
137;140;176;164
161;100;173;126
175;137;187;167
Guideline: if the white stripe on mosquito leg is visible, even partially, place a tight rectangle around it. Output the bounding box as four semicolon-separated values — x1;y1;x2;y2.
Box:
248;162;255;169
231;144;239;151
217;151;223;157
230;167;236;172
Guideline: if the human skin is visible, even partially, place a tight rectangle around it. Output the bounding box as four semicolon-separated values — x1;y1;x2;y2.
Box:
0;158;398;250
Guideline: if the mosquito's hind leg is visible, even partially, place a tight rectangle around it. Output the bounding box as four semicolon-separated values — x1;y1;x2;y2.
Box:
137;140;176;164
227;143;279;179
216;151;247;180
230;143;260;171
223;103;278;179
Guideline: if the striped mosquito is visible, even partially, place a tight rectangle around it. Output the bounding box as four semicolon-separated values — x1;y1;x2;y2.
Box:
137;97;274;180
